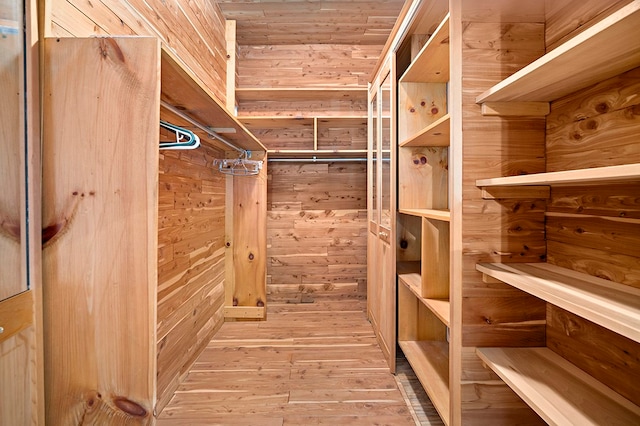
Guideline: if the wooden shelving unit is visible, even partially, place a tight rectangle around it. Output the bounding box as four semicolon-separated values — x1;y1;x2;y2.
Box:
476;1;640;103
476;347;640;426
468;0;640;422
393;4;451;423
375;0;640;424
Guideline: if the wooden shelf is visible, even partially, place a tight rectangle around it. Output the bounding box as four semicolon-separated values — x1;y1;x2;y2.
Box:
399;340;450;425
476;163;640;187
236;87;368;103
476;262;640;342
267;149;367;159
398;273;450;326
476;347;640;425
400;114;450;147
476;2;640;103
400;14;450;83
160;47;265;153
399;208;450;222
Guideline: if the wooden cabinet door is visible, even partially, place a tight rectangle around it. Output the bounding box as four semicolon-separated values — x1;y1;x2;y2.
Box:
367;58;396;372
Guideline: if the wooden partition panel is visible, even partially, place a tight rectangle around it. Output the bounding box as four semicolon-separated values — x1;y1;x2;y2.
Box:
42;37;159;424
156;145;227;411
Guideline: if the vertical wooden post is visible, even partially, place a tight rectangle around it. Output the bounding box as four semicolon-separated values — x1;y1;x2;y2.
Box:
42;37;159;424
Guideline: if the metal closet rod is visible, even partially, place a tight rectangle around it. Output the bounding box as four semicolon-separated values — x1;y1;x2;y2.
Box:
268;157;368;162
160;100;245;154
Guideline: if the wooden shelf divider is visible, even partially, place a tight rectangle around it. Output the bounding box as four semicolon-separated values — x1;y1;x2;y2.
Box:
476;163;640;187
476;262;640;342
399;113;450;147
476;1;640;103
400;13;450;83
399;340;450;425
476;347;640;426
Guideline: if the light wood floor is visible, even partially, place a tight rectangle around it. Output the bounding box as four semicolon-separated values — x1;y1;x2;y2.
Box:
157;294;438;425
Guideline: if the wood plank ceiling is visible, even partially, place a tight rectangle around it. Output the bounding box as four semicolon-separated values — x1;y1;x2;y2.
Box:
217;0;406;45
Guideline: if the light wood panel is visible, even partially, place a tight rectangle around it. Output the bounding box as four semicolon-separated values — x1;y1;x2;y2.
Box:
217;0;405;45
157;298;414;424
42;37;159;424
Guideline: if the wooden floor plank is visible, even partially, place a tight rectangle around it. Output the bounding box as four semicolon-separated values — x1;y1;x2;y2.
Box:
156;294;420;425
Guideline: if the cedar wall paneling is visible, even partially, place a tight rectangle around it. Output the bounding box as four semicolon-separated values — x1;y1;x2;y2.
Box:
156;146;227;411
267;162;367;301
237;44;382;88
47;0;228;104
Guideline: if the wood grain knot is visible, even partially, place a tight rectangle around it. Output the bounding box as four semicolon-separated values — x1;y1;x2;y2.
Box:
113;397;147;418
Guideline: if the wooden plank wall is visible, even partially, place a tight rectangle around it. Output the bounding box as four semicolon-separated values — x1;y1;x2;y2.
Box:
156;145;227;412
237;44;381;88
267;162;367;302
543;0;640;408
46;0;229;104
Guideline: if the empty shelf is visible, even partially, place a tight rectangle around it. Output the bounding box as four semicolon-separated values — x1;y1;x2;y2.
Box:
399;114;450;147
477;347;640;425
476;262;640;342
476;164;640;187
476;1;640;103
